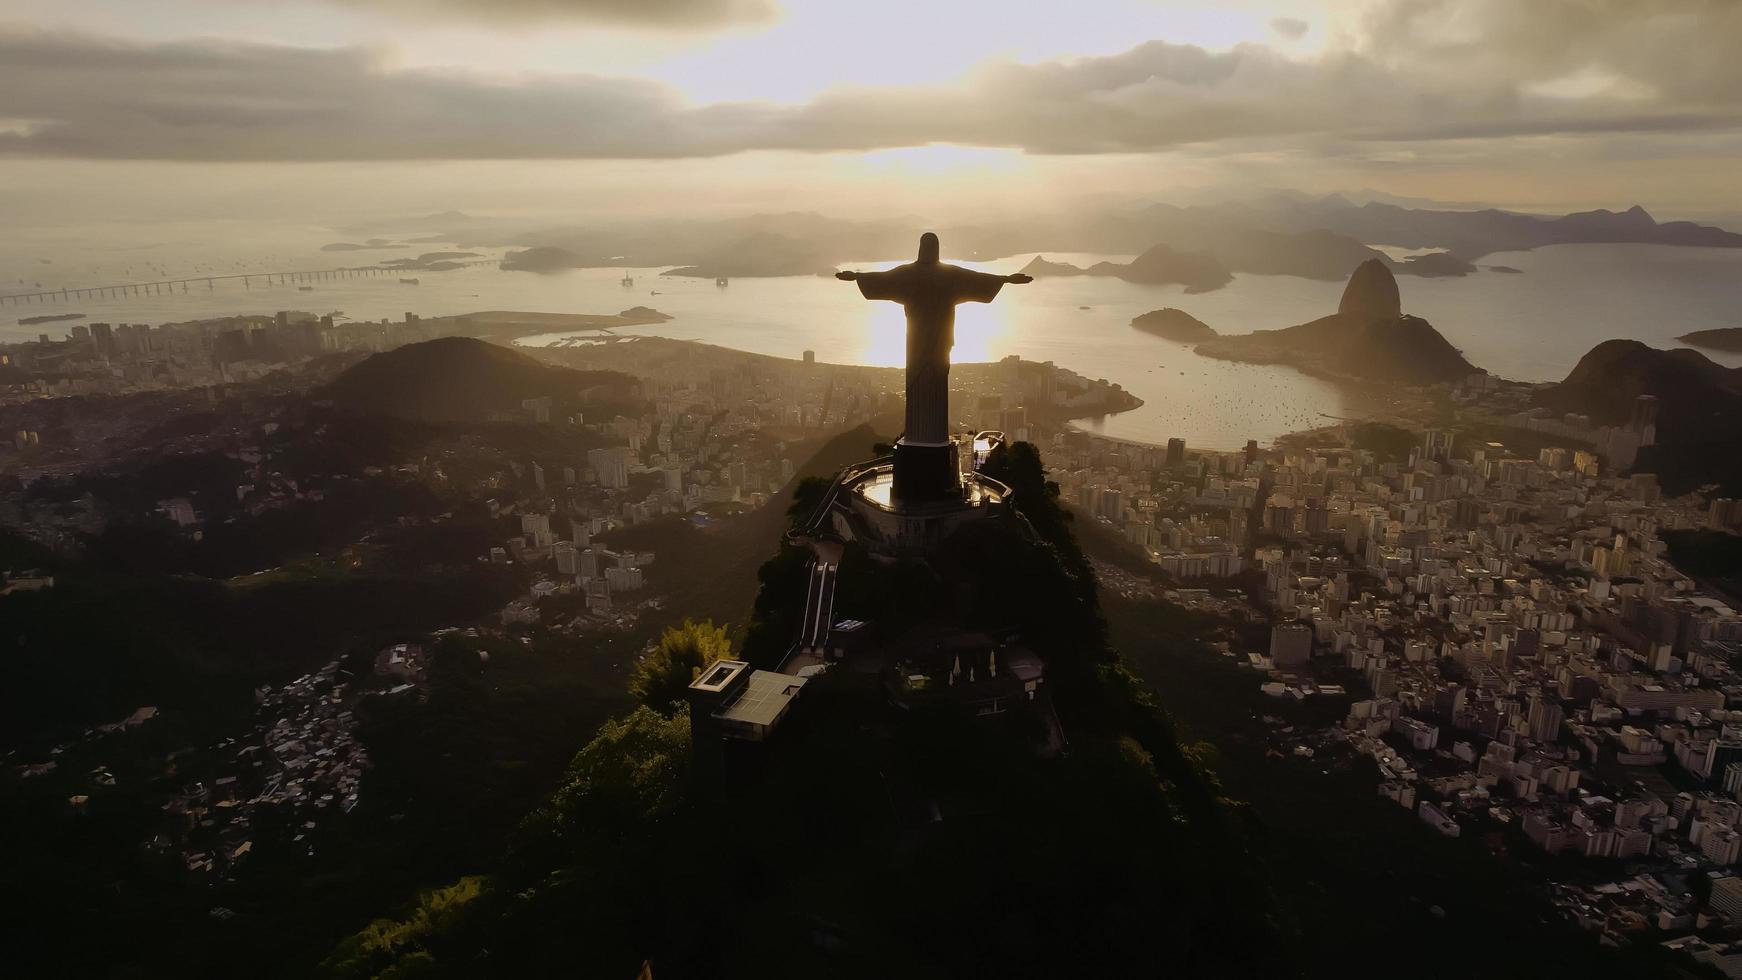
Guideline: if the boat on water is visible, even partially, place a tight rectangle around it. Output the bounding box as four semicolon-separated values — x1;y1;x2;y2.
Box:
297;285;314;292
399;278;420;285
620;272;634;287
715;277;729;287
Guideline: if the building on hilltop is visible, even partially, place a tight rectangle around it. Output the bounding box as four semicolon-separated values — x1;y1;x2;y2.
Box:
690;234;1058;783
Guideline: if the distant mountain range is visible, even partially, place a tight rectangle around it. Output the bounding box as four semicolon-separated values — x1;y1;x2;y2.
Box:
1251;198;1742;259
1194;259;1477;385
471;198;1737;284
323;337;642;423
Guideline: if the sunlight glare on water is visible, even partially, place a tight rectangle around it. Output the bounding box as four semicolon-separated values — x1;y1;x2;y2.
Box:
10;239;1742;450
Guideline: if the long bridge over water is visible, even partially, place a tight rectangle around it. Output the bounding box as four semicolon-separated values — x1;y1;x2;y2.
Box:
0;259;496;307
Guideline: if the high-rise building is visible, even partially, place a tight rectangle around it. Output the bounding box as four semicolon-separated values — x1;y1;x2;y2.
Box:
520;512;554;549
605;565;644;592
1707;877;1742;921
1100;488;1125;522
90;322;114;357
1723;761;1742;799
588;446;631;489
1711;499;1742;531
1420;429;1455;462
1166;438;1185;467
1527;694;1564;743
553;540;579;576
1269;621;1313;667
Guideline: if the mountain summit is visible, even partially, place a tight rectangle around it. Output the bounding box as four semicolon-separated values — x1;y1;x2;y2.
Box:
1195;260;1476;385
1337;257;1402;322
1535;339;1742;492
322;337;641;423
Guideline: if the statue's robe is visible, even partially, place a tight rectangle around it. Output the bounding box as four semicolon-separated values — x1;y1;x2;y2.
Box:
854;262;1008;445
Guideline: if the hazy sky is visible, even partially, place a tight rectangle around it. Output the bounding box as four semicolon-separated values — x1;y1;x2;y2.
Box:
2;0;1739;228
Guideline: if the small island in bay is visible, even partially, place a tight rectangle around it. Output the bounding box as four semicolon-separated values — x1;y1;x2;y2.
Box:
416;307;673;343
1130;308;1217;342
499;246;590;273
320;239;408;251
1195;258;1478;386
1392;251;1477;277
1486;265;1524;274
1677;327;1742;352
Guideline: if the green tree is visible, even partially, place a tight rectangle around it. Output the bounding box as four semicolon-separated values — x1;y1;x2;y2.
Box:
786;474;832;525
546;704;692;828
1349;421;1419;462
981;440;1068;540
321;875;491;979
627;618;734;713
508;702;694;882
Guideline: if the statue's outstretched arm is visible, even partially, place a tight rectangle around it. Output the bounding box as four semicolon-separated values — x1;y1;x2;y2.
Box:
1004;273;1033;284
835;270;859;281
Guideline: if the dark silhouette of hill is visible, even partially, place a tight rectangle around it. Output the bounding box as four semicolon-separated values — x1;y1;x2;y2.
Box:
1022;244;1231;292
322;337;642;423
1538;340;1742;426
1020;255;1089;277
1535;340;1742;493
1338;257;1402;320
1196;259;1477;384
1131;307;1217;341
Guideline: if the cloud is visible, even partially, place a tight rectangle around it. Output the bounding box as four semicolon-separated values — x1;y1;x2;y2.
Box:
1359;0;1742;100
1269;17;1309;40
1;0;1739;163
324;0;779;29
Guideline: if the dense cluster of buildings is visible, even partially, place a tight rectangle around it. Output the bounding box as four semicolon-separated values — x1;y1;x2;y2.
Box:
493;505;659;627
1049;431;1260;581
1038;376;1742;962
0;310;447;405
1184;420;1742;953
151;657;375;878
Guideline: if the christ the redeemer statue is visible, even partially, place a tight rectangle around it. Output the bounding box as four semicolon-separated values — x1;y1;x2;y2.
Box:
838;232;1030;501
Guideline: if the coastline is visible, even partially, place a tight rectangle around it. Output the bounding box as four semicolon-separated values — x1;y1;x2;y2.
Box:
1070;341;1426;452
423;308;673;343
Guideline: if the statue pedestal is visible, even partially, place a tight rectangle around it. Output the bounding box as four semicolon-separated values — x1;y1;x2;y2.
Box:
892;439;961;503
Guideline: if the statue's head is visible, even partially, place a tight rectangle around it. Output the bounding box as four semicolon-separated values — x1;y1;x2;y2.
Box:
917;232;940;264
